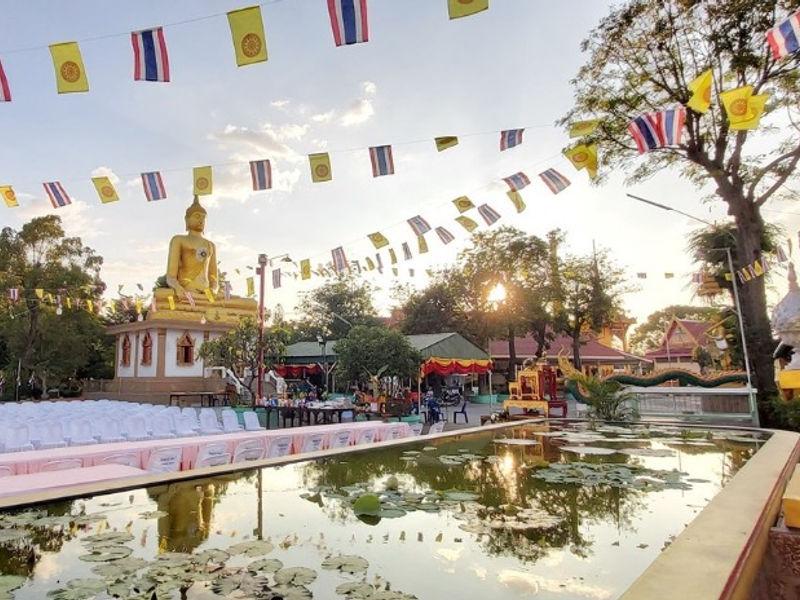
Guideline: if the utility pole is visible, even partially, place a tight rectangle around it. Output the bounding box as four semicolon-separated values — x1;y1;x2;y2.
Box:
256;253;268;404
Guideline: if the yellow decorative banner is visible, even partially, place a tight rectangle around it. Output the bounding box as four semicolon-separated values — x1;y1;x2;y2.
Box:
246;276;255;297
720;86;768;130
452;196;474;213
91;177;119;203
300;259;311;280
193;166;213;195
86;298;94;313
1;185;18;208
569;119;600;138
389;248;398;264
564;143;598;179
228;6;268;67
368;232;390;249
435;136;459;151
49;42;89;94
455;215;478;232
448;0;489;19
687;69;713;114
309;153;332;182
417;235;429;254
135;298;143;314
34;288;44;299
507;190;526;213
66;297;72;309
365;257;376;271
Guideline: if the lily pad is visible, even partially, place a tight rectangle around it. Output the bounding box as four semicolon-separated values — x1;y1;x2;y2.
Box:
46;578;107;599
0;575;26;599
336;581;377;597
618;448;676;457
0;528;28;544
322;554;369;574
443;490;479;502
82;531;134;545
559;445;619;456
138;510;168;519
493;438;541;446
272;584;314;599
247;558;284;573
193;548;230;565
79;545;132;562
90;557;148;579
227;539;274;557
274;566;318;586
353;494;381;516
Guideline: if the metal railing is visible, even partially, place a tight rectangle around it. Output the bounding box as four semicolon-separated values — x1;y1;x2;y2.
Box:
625;385;759;426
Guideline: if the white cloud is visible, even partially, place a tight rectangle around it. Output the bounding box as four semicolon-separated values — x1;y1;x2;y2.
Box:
270;99;290;109
277;123;309;141
312;110;335;123
16;199;106;242
362;81;377;96
210;124;300;161
340;98;375;126
90;166;120;185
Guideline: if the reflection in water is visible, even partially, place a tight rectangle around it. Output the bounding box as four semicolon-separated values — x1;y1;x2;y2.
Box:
0;423;767;600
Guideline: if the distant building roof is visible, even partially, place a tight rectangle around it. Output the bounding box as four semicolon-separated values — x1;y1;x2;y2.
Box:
644;318;714;360
488;334;650;364
283;332;489;364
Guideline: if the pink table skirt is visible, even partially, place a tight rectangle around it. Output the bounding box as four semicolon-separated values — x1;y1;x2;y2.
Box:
0;464;147;498
0;421;413;476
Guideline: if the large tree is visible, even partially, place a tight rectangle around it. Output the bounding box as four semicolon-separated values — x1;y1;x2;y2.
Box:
564;0;800;418
630;305;724;354
0;216;109;396
293;275;380;341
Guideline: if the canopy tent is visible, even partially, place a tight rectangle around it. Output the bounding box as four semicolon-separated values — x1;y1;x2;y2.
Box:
273;364;322;378
420;357;492;376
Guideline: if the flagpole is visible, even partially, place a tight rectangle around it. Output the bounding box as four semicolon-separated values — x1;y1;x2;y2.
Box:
256;253;268;405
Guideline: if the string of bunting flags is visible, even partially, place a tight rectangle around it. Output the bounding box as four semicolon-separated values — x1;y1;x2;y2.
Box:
0;0;491;101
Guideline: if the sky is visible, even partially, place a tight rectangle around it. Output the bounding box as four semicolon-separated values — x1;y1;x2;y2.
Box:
0;0;797;327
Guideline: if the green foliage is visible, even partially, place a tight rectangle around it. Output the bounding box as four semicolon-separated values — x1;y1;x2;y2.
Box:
568;371;639;422
630;305;722;352
334;325;421;386
398;277;484;345
768;396;800;432
692;346;714;373
198;317;289;398
293;275;380;341
0;216;111;396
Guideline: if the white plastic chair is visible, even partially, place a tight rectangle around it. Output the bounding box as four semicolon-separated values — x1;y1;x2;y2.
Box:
174;414;200;438
40;458;83;472
199;409;222;434
221;411;242;433
267;435;292;458
68;419;98;446
354;429;376;446
242;411;263;431
409;423;424;436
151;413;176;439
194;441;231;468
4;424;34;452
97;418;126;444
124;415;151;442
145;447;183;473
300;433;327;454
37;421;68;450
98;452;141;468
428;421;445;435
180;407;201;430
329;429;354;448
233;438;266;463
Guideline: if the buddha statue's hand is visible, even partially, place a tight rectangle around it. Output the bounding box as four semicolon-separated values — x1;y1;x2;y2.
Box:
171;283;188;298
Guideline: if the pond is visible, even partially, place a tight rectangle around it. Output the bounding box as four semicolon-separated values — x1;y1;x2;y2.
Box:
0;422;768;599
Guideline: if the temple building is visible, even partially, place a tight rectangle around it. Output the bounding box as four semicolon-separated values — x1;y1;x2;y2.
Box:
643;317;729;371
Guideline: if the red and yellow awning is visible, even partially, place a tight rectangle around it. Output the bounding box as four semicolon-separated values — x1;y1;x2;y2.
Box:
420;357;492;376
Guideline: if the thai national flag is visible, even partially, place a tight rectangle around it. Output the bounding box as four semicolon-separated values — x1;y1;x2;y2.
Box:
502;172;530;192
407;215;431;236
369;145;394;177
500;129;524;151
141;172;167;201
478;204;501;226
435;227;455;245
43;182;71;208
767;10;800;59
8;288;19;302
331;247;349;273
250;159;272;190
661;107;686;147
0;60;11;102
402;242;412;260
131;27;170;82
538;169;571;194
327;0;369;46
628;113;664;154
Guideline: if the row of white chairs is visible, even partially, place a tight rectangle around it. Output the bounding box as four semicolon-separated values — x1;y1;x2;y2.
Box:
0;405;263;454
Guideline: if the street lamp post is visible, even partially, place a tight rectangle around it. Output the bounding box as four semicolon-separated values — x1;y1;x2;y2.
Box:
256;253;268;404
317;335;328;394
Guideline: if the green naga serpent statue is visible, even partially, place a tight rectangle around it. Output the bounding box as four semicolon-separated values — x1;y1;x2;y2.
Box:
558;354;748;404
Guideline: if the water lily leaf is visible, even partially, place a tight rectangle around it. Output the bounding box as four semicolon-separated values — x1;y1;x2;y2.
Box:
353;494;381;516
0;575;26;598
90;557;148;579
422;446;437;451
336;581;376;597
618;448;675;457
378;508;407;519
493;438;540;446
443;490;478;502
248;558;284;573
32;515;73;529
272;584;313;599
227;539;274;557
559;445;619;456
274;566;317;586
46;578;107;599
153;551;193;566
71;514;106;526
138;510;168;519
322;554;369;574
0;528;28;544
82;531;134;545
79;545;132;562
193;548;230;565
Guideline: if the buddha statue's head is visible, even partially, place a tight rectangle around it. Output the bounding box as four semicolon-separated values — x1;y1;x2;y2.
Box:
185;195;207;233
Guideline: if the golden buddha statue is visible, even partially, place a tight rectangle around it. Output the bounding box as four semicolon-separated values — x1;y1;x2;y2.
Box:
150;196;257;323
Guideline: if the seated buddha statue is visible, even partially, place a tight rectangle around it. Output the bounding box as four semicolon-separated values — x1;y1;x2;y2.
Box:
151;196;256;321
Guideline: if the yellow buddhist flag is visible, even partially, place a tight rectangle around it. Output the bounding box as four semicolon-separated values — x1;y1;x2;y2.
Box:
389;248;398;265
108;300;116;315
453;196;475;213
564;143;598;179
724;272;733;282
193;166;213;196
45;292;54;304
365;257;376;271
368;232;390;249
300;259;312;280
309;153;332;182
455;215;478;232
135;298;143;314
753;260;764;277
91;177;119;204
86;298;94;314
720;87;769;131
435;136;459;151
507;190;526;213
0;185;17;208
227;6;268;67
34;288;44;300
687;69;713;114
246;276;255;297
49;42;89;94
448;0;488;19
418;235;429;254
204;288;215;303
66;297;72;309
167;294;176;310
569;119;600;138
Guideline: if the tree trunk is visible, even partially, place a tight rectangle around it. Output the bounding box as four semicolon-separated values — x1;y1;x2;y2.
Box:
507;324;517;381
571;327;582;371
730;197;777;423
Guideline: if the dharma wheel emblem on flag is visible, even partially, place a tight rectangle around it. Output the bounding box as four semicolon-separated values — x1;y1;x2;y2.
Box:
101;186;114;198
196;177;209;190
315;164;329;178
60;61;81;83
241;33;262;58
4;189;14;201
573;151;588;163
730;99;748;116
